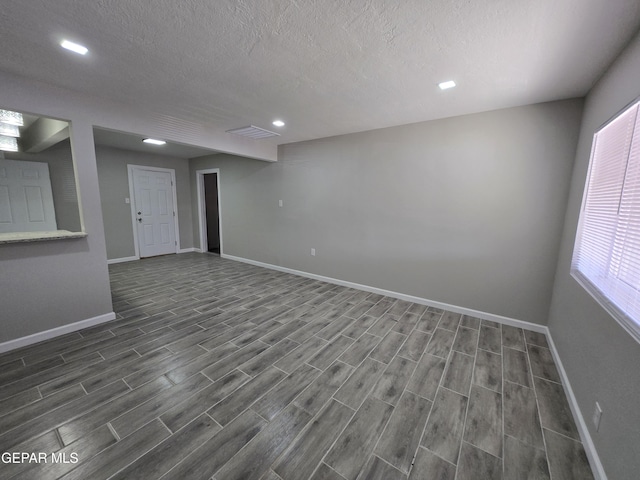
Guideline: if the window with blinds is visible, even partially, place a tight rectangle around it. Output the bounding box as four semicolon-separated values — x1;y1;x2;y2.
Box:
572;100;640;343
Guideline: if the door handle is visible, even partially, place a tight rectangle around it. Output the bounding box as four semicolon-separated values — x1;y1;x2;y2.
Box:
138;218;142;223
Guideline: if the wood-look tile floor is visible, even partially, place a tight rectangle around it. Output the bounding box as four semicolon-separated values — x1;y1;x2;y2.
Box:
0;253;595;479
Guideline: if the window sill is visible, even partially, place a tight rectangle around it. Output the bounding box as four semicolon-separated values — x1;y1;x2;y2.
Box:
571;269;640;345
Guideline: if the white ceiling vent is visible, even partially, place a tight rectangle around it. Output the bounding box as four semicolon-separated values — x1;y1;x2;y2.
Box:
225;125;280;139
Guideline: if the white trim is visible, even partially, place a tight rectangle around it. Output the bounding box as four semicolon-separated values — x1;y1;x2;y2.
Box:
107;255;139;265
196;168;223;255
127;164;181;258
220;253;545;332
108;249;196;264
546;333;607;480
0;312;116;354
571;270;640;344
127;164;140;258
220;252;603;478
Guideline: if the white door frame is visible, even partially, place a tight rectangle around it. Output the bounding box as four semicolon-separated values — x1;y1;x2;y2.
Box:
127;164;181;259
196;168;223;255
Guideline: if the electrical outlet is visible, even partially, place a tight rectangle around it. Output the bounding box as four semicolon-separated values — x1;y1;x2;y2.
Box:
278;199;283;207
125;198;130;204
593;402;603;431
311;248;316;256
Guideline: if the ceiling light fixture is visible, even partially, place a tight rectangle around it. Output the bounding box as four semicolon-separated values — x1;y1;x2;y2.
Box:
60;40;88;55
0;135;19;152
438;80;456;90
0;123;20;138
142;138;166;146
272;120;285;127
0;109;24;126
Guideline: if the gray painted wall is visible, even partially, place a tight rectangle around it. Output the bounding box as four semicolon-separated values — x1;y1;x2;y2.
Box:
548;32;640;480
190;99;583;324
96;145;194;260
0;66;272;347
45;140;82;232
0;119;112;345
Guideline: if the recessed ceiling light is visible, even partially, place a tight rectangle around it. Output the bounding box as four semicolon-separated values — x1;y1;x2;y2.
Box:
438;80;456;90
142;138;166;146
0;135;19;152
272;120;285;127
0;123;20;138
0;109;23;126
60;40;88;55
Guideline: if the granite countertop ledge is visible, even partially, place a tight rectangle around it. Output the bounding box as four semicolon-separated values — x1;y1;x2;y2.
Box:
0;230;87;244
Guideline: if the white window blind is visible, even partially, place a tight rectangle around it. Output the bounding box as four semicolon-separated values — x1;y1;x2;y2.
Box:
572;100;640;343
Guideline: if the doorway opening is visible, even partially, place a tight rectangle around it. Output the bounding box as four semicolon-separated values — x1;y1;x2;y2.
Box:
196;168;222;255
204;173;220;254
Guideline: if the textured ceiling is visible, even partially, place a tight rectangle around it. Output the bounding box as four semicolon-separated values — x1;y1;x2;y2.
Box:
1;0;640;149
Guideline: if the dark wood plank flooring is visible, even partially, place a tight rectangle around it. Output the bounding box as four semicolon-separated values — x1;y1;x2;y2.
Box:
0;253;594;479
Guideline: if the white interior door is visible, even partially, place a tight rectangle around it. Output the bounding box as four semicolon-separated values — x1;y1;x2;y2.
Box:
0;158;58;233
132;167;176;258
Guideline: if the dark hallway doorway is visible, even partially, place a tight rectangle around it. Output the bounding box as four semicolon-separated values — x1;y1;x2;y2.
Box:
203;173;220;254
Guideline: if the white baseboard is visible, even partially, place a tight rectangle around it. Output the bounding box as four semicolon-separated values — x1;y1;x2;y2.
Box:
221;253;546;332
0;312;117;354
107;256;138;265
108;249;196;263
545;333;607;480
221;252;603;479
